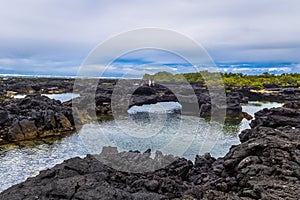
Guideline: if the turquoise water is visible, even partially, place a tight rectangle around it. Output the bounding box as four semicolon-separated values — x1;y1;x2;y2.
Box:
0;100;283;192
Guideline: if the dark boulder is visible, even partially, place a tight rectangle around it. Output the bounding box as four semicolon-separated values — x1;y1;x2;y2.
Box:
133;86;156;96
0;94;75;144
144;180;159;192
7;119;24;141
199;92;245;123
0;109;9;125
250;107;300;129
222;125;300;199
283;101;300;109
19;119;38;139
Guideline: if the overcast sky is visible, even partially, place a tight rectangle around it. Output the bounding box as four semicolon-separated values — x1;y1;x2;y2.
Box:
0;0;299;76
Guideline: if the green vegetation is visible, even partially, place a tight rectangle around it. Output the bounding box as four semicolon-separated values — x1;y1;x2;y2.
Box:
143;71;300;89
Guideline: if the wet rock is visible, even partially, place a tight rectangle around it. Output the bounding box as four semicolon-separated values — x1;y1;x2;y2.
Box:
242;111;253;120
100;146;118;156
133;86;156;96
54;113;72;131
198;92;245;123
144;180;159;191
250;107;300;129
43;109;56;129
283;101;300;109
19;119;38;139
8;119;24;141
0;109;9;125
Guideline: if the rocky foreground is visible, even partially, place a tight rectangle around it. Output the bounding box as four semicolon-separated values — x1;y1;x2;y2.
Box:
1;102;300;199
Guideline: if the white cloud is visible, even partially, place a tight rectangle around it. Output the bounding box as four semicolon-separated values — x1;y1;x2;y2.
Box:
0;0;300;74
295;64;300;71
220;66;292;74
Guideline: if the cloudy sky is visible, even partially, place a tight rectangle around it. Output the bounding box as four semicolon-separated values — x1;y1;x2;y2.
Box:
0;0;299;76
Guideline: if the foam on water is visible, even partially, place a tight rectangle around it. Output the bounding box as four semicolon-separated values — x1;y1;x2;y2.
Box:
128;102;182;114
13;93;80;103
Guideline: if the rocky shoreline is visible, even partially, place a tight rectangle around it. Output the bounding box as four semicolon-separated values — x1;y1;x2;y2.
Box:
78;80;251;124
0;77;299;144
237;87;300;102
0;78;250;144
0;78;74;96
0;94;75;144
1;102;300;199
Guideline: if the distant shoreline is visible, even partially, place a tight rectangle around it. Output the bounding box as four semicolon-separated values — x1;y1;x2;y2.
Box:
0;74;120;79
